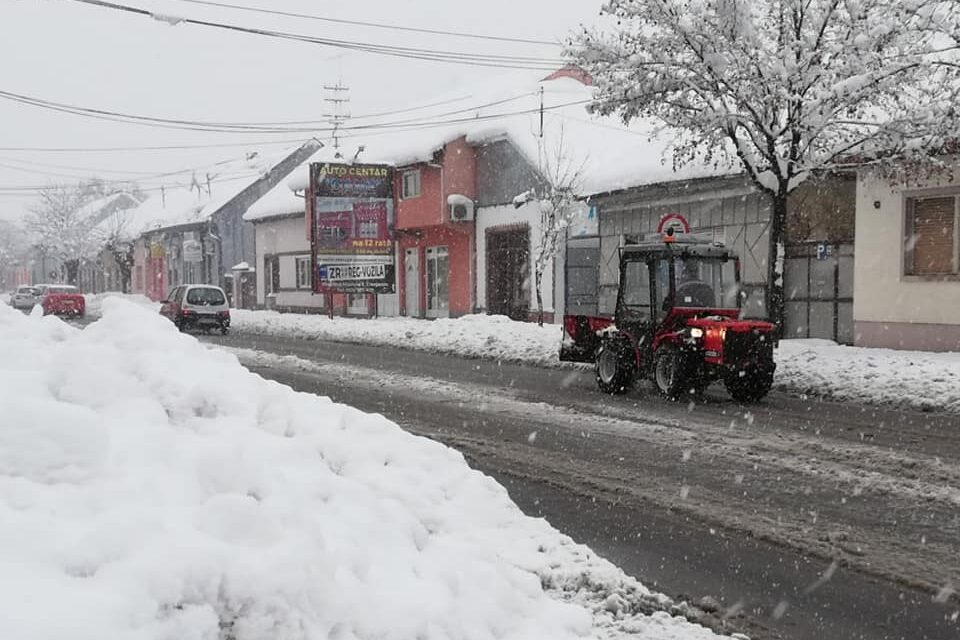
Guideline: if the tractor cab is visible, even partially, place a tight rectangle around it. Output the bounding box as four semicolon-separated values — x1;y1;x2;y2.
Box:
562;232;776;402
617;237;741;336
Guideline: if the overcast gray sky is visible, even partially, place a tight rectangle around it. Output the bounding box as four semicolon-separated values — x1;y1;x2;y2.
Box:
0;0;601;220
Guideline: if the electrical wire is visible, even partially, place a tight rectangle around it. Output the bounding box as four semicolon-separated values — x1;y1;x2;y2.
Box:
0;138;312;153
0;89;541;134
0;170;262;194
66;0;564;70
0;94;591;191
175;0;559;46
0;87;587;137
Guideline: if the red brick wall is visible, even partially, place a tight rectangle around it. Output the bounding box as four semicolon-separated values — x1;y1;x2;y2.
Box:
441;137;477;210
396;165;442;230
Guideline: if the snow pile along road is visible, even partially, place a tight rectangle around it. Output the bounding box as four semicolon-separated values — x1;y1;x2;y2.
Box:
774;339;960;413
232;309;563;366
84;291;160;316
232;309;960;413
0;300;729;640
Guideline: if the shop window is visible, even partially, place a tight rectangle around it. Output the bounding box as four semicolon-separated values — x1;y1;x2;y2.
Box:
904;195;959;276
426;246;449;318
347;293;369;315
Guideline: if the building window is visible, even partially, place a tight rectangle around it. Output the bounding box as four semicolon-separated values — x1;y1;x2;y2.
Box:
347;293;369;315
264;255;279;295
904;194;959;276
295;256;312;289
402;169;421;199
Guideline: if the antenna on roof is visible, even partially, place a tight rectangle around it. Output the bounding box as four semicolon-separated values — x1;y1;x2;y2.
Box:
323;79;351;159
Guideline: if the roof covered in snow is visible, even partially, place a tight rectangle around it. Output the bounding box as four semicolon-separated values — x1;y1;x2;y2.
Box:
117;145;310;237
277;69;738;199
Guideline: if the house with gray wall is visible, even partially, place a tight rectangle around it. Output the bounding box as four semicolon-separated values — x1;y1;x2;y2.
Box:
568;173;856;343
213;140;321;307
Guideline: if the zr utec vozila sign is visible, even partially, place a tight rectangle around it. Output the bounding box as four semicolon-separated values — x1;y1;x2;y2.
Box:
320;263;387;282
308;162;396;294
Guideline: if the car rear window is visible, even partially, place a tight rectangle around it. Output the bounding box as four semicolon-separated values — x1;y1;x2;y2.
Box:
186;288;226;306
47;286;78;294
18;287;38;294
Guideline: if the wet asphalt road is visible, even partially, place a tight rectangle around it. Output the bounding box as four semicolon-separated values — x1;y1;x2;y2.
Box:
195;330;960;640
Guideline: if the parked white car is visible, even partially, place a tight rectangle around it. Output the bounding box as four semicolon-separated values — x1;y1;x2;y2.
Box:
8;285;41;309
159;284;231;334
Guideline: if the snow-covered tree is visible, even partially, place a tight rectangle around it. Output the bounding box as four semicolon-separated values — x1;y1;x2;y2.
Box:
572;0;960;331
102;216;136;294
0;220;29;288
24;183;104;286
516;127;586;327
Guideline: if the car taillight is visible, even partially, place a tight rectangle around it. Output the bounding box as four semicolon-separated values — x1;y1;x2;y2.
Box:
181;309;194;316
218;310;230;318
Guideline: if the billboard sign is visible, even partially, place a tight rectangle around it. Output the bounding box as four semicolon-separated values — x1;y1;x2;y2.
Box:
182;232;203;263
309;163;395;294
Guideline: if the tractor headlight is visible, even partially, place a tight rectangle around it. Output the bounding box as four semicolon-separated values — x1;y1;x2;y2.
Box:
689;328;704;339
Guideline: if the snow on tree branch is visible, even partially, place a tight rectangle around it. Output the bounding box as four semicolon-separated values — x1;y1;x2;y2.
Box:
571;0;960;196
521;124;587;327
570;0;960;333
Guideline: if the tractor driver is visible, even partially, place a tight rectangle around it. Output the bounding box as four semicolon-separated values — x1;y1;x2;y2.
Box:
675;258;716;308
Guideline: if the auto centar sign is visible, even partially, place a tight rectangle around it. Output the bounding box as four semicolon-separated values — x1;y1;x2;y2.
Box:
308;161;396;294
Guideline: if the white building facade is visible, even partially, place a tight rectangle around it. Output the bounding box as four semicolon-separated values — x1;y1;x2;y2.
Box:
854;164;960;350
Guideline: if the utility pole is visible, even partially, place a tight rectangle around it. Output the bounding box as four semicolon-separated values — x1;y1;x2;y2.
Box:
539;86;544;139
323;80;351;158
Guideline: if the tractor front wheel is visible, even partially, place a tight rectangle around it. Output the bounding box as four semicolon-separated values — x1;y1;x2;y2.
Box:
595;339;635;395
725;368;774;403
654;343;698;400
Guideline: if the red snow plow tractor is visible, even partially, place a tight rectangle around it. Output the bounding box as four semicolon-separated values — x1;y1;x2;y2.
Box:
561;233;776;402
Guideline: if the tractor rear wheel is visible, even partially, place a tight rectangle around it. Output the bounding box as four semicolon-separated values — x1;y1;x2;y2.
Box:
725;368;774;403
595;339;635;395
654;343;698;400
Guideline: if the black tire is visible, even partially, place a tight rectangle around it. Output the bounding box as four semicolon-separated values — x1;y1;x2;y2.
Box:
220;325;229;336
725;368;774;403
595;339;635;395
654;343;698;400
175;318;187;333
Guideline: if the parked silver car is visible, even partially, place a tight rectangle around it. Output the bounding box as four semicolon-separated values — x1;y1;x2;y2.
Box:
8;285;41;309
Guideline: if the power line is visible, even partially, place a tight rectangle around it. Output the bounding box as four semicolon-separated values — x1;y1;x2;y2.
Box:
65;0;563;70
0;97;591;188
175;0;560;46
0;87;550;137
0;139;312;153
0;170;262;194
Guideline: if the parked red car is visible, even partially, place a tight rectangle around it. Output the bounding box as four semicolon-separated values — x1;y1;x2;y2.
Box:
38;285;86;317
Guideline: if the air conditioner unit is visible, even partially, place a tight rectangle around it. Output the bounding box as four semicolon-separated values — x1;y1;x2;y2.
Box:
447;194;475;222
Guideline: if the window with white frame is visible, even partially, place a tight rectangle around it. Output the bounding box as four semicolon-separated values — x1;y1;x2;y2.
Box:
295;256;312;289
904;193;959;276
401;169;421;199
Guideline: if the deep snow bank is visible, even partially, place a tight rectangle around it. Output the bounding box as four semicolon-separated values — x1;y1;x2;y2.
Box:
0;300;729;640
84;291;160;316
775;339;960;413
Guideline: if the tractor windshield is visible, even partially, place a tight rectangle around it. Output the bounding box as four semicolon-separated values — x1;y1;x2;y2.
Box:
672;256;739;309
